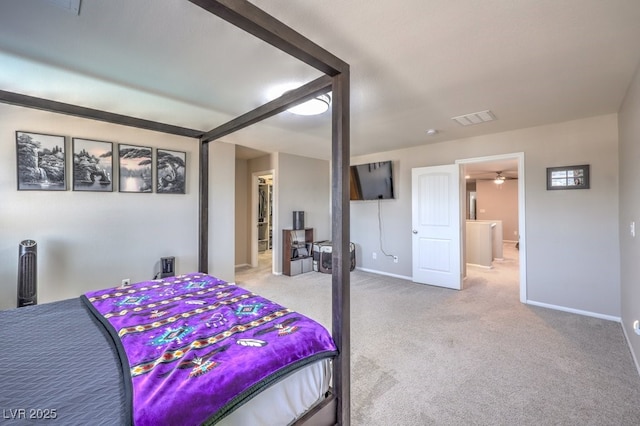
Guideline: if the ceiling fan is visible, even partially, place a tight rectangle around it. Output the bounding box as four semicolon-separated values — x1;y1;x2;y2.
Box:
493;171;507;185
474;171;518;185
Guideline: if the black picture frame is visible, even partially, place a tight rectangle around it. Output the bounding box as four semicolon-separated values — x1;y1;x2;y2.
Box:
72;138;114;192
156;149;186;194
119;144;152;193
547;164;590;190
16;131;67;191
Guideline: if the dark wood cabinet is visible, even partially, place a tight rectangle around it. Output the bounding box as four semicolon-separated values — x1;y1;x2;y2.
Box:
282;228;314;276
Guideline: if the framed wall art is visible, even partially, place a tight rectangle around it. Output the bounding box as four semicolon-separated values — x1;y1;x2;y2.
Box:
119;144;152;193
546;164;590;190
72;138;113;192
156;149;186;194
16;131;67;191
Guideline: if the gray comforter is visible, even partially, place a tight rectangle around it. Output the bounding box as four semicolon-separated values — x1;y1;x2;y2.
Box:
0;298;128;425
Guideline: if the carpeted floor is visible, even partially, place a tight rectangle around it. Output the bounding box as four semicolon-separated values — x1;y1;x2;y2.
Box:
235;246;640;425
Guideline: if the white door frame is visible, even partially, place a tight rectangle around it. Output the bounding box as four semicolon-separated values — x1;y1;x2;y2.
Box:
456;152;527;303
251;169;276;272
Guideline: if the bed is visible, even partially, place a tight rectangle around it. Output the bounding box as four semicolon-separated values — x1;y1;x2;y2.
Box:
0;273;337;425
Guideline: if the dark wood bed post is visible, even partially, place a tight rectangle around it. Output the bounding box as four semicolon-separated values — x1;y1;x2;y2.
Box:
199;139;209;274
332;70;351;426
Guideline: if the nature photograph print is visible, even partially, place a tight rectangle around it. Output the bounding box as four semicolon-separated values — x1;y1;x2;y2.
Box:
16;131;66;191
119;144;152;193
72;138;113;192
157;149;186;194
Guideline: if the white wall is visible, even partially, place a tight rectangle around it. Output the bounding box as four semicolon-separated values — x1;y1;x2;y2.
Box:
0;103;199;310
249;155;275;177
276;152;330;274
618;62;640;370
235;158;249;266
351;114;620;318
350;155;407;277
209;141;235;282
476;179;519;241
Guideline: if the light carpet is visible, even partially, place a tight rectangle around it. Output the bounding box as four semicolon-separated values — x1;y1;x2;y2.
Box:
235;246;640;425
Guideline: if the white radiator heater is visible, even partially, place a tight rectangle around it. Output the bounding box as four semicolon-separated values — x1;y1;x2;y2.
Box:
17;239;37;308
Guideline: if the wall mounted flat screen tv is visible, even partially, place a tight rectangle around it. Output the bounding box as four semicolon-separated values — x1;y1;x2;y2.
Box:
350;160;395;200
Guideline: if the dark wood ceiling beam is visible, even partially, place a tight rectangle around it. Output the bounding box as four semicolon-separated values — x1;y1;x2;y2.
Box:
188;0;348;76
200;74;332;143
0;90;204;139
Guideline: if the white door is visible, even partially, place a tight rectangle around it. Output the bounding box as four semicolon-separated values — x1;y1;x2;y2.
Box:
412;164;463;290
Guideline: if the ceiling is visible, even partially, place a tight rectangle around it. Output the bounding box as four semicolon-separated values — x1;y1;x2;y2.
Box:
464;159;519;182
1;0;640;175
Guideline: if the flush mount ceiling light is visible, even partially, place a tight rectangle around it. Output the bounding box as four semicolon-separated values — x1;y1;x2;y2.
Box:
267;83;331;116
452;110;496;126
426;128;438;136
287;93;331;116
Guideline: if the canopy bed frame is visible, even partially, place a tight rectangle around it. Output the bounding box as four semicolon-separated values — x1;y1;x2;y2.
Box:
0;0;351;424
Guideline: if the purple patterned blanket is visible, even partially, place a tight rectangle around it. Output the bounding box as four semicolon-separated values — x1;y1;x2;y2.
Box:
81;273;337;425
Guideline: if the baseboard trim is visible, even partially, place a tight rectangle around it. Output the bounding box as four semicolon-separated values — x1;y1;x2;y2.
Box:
621;321;640;377
466;263;493;269
234;263;251;268
526;299;621;322
355;267;412;281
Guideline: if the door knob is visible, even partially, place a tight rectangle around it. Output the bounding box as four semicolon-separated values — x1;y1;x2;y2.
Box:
412;230;418;234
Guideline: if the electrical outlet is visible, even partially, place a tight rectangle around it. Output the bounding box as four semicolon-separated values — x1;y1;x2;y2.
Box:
393;256;398;263
121;278;130;286
372;252;377;260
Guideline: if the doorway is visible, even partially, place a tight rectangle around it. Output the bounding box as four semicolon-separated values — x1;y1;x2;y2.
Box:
456;153;526;303
251;170;276;272
411;164;463;290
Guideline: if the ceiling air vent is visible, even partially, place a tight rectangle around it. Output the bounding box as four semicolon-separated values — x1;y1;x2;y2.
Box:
451;110;496;126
